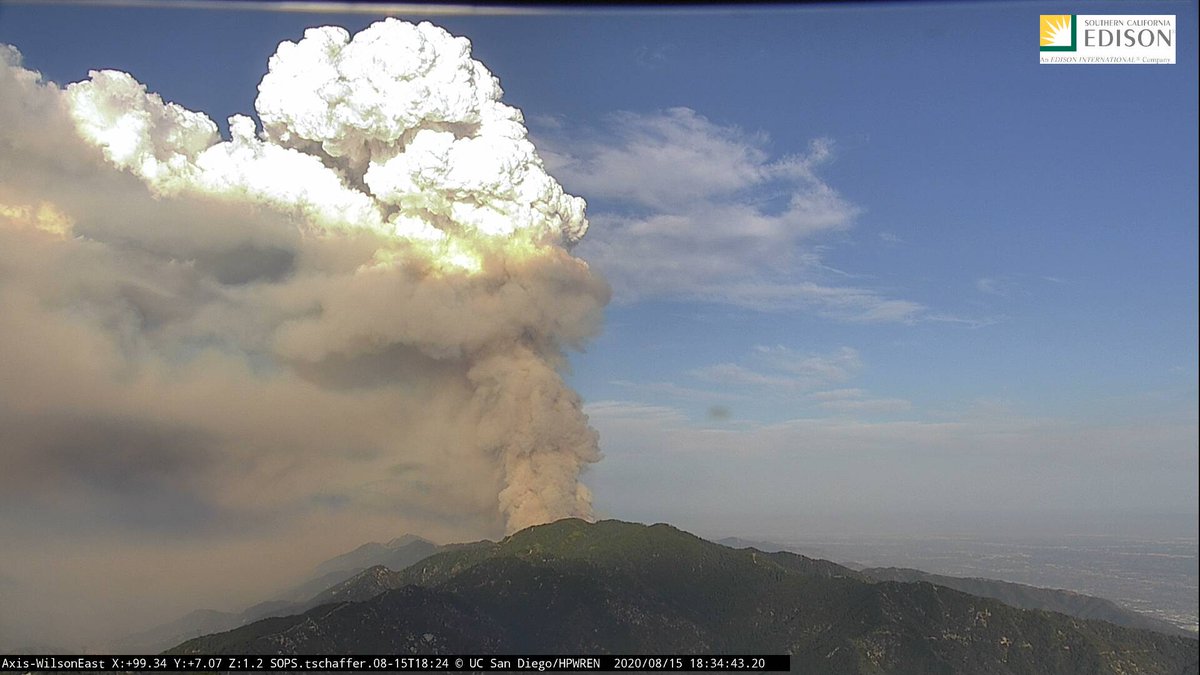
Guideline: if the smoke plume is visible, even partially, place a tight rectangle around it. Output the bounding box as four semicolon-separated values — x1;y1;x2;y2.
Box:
0;19;606;644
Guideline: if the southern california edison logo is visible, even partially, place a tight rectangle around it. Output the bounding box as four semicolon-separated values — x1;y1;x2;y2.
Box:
1041;14;1175;64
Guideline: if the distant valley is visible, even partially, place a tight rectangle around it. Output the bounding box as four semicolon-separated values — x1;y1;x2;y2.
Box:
743;531;1200;635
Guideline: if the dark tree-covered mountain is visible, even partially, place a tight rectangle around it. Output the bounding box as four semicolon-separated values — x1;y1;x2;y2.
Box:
171;519;1199;674
718;537;1192;638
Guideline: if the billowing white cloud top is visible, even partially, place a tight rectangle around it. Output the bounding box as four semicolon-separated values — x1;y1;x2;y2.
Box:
64;19;588;257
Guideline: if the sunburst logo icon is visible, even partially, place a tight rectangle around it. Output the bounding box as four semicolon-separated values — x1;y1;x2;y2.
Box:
1040;15;1077;51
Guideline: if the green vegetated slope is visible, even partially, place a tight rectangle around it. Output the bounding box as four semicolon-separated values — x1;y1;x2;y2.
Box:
170;519;1199;674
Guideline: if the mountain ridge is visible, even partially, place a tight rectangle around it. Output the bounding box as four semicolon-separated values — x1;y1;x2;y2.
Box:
169;519;1199;674
861;566;1192;638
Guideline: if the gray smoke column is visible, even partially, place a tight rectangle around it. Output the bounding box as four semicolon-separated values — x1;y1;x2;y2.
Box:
0;19;608;539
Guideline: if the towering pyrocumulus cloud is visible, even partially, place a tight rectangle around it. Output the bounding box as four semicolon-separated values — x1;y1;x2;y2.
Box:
0;19;608;544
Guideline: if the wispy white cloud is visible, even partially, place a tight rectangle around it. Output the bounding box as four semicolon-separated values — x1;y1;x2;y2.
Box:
633;43;676;70
543;108;825;212
977;273;1066;298
814;393;913;415
755;345;861;380
975;276;1021;298
689;280;924;320
609;379;745;403
808;388;867;401
925;313;1004;329
690;363;800;389
621;346;915;421
690;345;864;394
584;400;688;425
538;109;922;322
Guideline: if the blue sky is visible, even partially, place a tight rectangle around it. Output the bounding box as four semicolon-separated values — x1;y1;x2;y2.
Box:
1;1;1196;538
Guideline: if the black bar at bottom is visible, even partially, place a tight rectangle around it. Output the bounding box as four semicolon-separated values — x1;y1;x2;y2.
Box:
0;654;790;672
